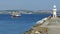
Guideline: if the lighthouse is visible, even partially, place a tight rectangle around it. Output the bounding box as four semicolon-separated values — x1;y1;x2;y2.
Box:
53;5;57;18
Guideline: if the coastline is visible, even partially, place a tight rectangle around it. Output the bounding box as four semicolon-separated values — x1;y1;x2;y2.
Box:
24;16;51;34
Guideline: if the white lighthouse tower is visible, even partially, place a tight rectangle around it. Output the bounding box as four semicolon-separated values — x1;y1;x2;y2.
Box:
53;5;57;18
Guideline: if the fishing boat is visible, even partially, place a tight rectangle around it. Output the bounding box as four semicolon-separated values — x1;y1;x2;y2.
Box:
11;11;21;17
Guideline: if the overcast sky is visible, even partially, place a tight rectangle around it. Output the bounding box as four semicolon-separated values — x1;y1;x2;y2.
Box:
0;0;59;10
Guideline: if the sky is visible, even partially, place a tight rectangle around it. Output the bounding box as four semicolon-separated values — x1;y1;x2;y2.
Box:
0;0;60;10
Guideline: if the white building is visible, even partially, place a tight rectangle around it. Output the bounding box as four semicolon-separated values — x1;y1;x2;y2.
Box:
53;5;57;18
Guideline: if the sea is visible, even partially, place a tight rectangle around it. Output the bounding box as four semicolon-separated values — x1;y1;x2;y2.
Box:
0;14;52;34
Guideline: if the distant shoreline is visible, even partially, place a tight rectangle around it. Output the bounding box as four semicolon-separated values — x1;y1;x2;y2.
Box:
0;10;60;14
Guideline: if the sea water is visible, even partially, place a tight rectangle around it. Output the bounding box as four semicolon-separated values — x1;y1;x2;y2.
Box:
0;14;52;34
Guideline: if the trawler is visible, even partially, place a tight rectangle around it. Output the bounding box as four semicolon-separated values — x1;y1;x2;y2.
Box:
11;11;21;17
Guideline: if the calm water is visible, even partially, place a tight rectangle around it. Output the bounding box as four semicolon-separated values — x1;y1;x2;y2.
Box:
0;14;51;34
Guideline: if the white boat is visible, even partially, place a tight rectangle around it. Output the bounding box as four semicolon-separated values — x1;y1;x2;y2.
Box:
15;15;20;16
11;12;21;17
12;14;21;17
